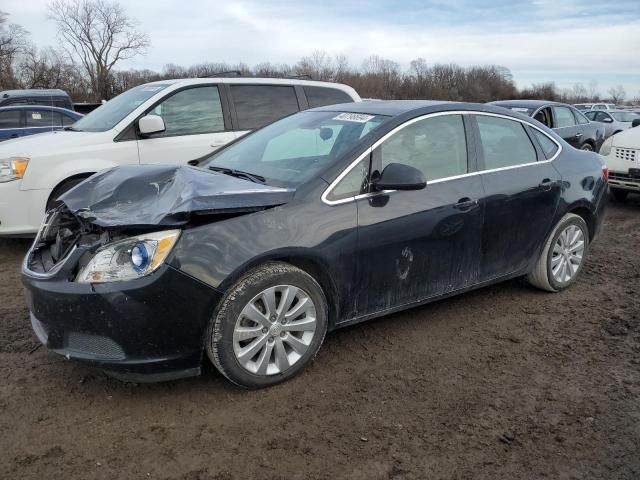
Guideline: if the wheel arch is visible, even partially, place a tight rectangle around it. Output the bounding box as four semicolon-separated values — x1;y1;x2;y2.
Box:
47;172;96;207
220;250;342;329
566;202;596;240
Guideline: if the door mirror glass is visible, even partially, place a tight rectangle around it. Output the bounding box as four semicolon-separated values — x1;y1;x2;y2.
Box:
138;114;166;135
374;163;426;191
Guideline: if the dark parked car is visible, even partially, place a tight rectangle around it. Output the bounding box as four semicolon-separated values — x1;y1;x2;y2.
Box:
22;101;608;388
489;100;605;152
0;88;74;110
0;105;83;141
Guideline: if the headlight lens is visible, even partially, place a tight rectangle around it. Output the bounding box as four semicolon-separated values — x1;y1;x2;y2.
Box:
0;156;30;183
600;136;614;156
76;230;180;283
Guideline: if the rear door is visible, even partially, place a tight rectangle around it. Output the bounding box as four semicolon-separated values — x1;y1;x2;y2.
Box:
228;84;301;139
0;109;23;141
552;106;583;148
353;113;485;317
137;85;236;165
473;114;561;281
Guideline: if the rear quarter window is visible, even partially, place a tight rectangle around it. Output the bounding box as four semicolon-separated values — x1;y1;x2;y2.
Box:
231;85;300;130
304;86;353;108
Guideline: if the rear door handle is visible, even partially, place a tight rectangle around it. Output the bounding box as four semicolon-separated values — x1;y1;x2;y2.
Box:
539;178;553;191
454;197;479;211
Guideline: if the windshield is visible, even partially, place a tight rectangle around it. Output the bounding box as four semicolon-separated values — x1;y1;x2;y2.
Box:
611;112;639;122
202;111;389;187
71;83;171;132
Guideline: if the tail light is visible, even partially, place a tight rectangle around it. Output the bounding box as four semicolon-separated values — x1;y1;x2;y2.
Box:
602;165;609;182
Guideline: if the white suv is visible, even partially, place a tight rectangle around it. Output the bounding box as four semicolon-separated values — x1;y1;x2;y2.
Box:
600;124;640;201
0;77;360;235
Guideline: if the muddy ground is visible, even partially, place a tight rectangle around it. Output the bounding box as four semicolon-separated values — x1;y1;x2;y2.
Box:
1;199;639;480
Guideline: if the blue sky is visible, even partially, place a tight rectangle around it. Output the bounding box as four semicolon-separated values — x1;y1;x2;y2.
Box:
4;0;640;98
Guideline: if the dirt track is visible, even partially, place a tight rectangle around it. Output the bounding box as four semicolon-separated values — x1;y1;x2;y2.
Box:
1;199;639;480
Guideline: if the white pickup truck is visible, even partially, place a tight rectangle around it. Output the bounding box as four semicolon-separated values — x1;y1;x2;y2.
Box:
601;122;640;201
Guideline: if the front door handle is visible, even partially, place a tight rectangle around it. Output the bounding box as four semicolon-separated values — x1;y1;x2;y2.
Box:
454;197;479;211
539;178;553;191
574;132;583;138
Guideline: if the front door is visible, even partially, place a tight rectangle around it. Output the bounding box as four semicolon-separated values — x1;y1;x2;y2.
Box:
353;113;485;318
137;85;237;165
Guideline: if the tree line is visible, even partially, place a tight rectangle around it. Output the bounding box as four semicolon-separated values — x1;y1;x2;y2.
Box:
0;1;632;105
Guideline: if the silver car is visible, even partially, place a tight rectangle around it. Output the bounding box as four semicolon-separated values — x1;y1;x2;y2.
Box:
584;110;640;138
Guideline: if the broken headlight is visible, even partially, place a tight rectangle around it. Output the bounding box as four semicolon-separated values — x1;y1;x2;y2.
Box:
76;230;180;283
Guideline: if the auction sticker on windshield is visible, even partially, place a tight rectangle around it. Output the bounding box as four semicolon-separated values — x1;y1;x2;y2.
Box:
333;113;375;123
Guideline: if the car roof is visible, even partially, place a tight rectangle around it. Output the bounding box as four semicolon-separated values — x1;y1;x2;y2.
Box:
0;88;69;98
489;99;570;108
0;105;80;115
142;77;358;90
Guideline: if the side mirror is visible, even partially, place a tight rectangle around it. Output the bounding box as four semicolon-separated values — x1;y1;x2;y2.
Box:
374;163;426;191
632;119;640;128
138;114;165;135
603;117;613;123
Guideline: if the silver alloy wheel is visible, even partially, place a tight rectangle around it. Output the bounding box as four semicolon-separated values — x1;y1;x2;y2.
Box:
580;144;593;151
551;224;585;283
233;285;317;375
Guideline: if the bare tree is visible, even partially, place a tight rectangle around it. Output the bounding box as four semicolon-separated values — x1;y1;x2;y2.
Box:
608;85;626;104
587;80;599;101
47;0;149;101
0;11;30;88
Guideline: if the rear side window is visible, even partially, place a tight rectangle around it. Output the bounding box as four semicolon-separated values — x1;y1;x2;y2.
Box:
0;110;21;128
380;114;468;181
476;115;537;169
149;86;224;136
231;85;299;130
304;86;353;108
553;107;576;128
532;129;559;159
26;110;62;127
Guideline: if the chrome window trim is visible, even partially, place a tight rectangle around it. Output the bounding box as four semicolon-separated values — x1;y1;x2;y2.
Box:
321;110;562;206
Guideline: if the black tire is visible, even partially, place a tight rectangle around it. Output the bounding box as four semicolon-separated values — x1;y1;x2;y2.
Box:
580;143;594;152
46;177;87;211
206;262;328;389
527;213;589;292
610;187;629;202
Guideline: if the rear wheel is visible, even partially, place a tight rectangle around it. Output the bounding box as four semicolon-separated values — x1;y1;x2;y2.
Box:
206;262;328;389
610;187;629;202
580;143;594;152
528;213;589;292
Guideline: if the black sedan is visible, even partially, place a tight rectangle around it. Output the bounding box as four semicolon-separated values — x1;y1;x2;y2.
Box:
489;100;605;152
22;101;608;388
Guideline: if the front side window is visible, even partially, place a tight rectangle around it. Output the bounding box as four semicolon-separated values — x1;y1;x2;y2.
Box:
476;115;537;169
304;86;353;108
552;107;576;128
533;107;553;128
62;114;77;126
231;85;299;130
380;114;468;182
203;111;388;187
148;86;224;136
326;157;370;201
585;111;597;121
595;112;611;122
0;110;21;128
72;83;171;132
25;110;62;127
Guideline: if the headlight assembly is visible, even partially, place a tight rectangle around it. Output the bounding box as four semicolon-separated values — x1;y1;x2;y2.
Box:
76;230;180;283
600;136;614;156
0;156;30;183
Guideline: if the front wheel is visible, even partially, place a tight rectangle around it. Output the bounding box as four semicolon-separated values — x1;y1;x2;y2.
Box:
206;262;328;389
527;213;589;292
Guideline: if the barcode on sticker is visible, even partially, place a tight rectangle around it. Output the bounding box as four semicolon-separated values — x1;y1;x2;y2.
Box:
333;113;375;123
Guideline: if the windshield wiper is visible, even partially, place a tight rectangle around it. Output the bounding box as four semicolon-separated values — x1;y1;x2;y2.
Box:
64;126;82;132
208;166;266;184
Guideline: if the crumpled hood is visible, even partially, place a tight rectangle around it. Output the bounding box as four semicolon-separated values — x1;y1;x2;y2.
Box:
59;164;295;227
